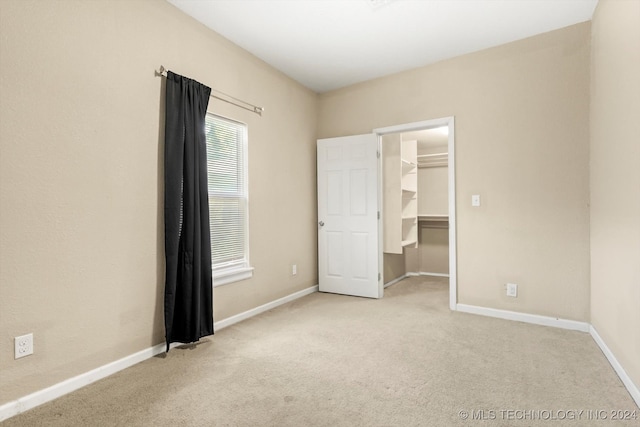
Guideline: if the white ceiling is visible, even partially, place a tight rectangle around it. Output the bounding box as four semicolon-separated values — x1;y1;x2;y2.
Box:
167;0;597;93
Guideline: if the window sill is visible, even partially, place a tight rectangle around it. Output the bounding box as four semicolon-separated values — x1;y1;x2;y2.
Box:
212;266;254;287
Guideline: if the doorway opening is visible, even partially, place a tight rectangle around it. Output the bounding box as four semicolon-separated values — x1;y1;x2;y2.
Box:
374;117;457;310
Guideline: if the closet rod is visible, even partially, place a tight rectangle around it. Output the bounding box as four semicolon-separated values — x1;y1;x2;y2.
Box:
420;223;449;229
158;65;264;116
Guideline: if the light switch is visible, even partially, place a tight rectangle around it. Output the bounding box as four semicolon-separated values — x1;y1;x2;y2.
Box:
471;195;481;207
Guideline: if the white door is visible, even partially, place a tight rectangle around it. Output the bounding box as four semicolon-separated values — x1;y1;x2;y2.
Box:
317;134;382;298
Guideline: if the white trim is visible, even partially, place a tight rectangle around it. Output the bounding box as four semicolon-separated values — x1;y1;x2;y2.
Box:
374;116;457;311
0;285;318;423
419;272;450;278
455;305;639;407
384;274;408;288
4;287;636;423
0;342;170;422
374;119;449;135
377;136;385;298
214;285;318;329
387;272;451;282
590;326;640;408
206;113;251;284
405;272;450;278
456;303;590;332
212;266;254;287
446;118;457;311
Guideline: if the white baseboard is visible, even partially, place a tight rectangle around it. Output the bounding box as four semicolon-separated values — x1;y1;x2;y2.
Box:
3;287;636;422
418;271;449;278
590;326;640;408
0;284;319;423
384;274;408;288
456;303;590;332
456;304;639;408
214;285;318;330
385;272;449;287
0;342;168;422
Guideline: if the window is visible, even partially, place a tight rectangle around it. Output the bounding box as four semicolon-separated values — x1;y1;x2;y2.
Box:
205;113;252;286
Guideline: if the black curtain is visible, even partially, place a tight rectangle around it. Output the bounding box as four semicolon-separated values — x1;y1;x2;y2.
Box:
164;71;214;352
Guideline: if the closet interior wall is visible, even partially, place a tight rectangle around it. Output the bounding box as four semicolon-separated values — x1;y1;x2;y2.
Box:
405;128;449;276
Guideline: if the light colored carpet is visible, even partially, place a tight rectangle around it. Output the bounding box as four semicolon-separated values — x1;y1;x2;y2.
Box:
4;277;638;426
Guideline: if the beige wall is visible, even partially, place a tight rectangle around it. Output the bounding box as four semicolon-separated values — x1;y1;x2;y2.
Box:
417;225;449;275
319;22;591;321
4;0;636;413
590;0;640;393
418;167;448;215
0;0;317;404
383;253;406;284
382;133;402;254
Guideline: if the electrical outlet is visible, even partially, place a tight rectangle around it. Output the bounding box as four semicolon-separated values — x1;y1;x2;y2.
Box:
292;264;297;276
506;283;518;298
15;333;33;359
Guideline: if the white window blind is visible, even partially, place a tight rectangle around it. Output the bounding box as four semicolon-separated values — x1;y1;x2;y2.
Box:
205;114;249;274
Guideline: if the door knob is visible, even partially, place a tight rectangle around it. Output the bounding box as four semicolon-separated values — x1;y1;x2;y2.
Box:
318;221;325;227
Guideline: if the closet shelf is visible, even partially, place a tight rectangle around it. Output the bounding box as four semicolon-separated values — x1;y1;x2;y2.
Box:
417;152;448;168
418;162;448;168
383;137;418;254
417;152;447;158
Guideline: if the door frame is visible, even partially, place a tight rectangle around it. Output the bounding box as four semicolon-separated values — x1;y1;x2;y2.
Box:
373;117;457;310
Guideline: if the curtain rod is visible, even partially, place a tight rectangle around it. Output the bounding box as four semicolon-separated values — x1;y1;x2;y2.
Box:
158;66;264;116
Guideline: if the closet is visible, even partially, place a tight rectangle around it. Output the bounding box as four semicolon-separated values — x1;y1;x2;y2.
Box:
382;127;449;278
